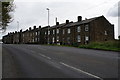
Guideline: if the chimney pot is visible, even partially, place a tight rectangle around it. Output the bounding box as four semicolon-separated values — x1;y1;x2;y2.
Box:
34;26;36;29
39;26;41;28
66;20;69;24
78;16;82;22
29;27;31;30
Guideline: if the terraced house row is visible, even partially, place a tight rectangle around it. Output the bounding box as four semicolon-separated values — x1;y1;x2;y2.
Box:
2;15;115;45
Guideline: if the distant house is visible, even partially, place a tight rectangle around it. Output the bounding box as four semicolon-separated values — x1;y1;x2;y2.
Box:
2;15;114;45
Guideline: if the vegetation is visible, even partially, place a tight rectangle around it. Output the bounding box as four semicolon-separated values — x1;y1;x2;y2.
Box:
78;41;120;52
0;0;15;32
46;40;120;52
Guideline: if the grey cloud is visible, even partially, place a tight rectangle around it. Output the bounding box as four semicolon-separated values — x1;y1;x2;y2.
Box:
107;2;119;17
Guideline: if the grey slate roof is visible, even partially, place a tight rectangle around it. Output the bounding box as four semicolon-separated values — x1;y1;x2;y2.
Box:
51;16;103;28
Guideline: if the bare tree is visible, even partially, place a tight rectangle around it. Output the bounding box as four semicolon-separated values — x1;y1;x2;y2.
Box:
0;0;15;32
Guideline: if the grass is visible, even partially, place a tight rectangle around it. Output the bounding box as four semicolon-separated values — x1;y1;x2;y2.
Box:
43;40;120;52
78;41;120;52
45;40;120;52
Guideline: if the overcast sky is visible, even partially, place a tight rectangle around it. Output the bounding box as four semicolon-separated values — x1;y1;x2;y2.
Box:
1;0;120;39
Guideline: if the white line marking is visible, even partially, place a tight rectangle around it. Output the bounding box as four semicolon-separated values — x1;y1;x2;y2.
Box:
39;54;51;60
60;62;103;80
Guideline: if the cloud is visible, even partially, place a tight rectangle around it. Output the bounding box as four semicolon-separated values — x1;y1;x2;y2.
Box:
107;2;119;17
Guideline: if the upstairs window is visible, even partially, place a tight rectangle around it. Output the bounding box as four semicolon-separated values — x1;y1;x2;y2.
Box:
105;31;107;35
85;24;89;31
36;32;38;36
48;30;50;35
77;26;81;32
57;29;59;34
38;31;40;35
23;34;24;37
53;30;55;34
45;31;46;35
63;29;65;34
68;28;71;34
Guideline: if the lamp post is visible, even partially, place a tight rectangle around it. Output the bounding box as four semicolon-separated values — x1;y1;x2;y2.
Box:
17;21;19;44
46;8;50;44
17;21;19;32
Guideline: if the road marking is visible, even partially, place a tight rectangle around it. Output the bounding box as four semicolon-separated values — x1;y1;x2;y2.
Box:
28;49;51;60
60;62;103;80
39;54;51;60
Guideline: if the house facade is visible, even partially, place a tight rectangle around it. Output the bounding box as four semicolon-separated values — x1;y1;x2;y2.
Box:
2;15;115;45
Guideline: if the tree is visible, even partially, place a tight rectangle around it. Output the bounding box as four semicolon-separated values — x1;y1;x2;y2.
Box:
0;0;15;32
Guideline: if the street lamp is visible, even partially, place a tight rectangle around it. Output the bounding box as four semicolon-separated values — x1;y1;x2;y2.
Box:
17;21;19;44
46;8;50;44
46;8;49;26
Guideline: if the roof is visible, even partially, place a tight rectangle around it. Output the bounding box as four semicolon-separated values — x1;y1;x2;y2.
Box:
64;16;101;27
51;16;103;28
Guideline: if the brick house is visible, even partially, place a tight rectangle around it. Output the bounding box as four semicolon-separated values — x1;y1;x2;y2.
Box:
2;15;114;45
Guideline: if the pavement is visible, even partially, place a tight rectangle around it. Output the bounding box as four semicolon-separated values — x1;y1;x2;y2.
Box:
2;44;119;79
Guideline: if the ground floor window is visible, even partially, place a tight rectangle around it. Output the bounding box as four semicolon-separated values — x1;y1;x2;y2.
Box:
52;37;55;43
77;35;81;42
85;36;89;44
57;36;59;42
67;37;70;43
85;36;89;41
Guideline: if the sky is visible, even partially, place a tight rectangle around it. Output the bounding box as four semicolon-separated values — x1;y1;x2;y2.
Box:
1;0;120;39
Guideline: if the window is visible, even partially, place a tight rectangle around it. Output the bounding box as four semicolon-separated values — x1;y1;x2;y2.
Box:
67;37;70;43
45;31;46;35
52;37;55;43
77;35;81;42
32;38;34;42
48;30;50;35
77;26;81;32
38;31;40;35
36;32;38;36
105;31;107;35
35;38;37;42
68;28;71;34
85;36;89;41
38;38;40;41
63;29;65;34
57;29;59;34
30;33;32;37
57;36;59;42
85;24;89;31
53;30;55;34
23;34;24;37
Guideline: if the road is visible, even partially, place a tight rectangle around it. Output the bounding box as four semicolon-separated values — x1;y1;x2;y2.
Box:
2;44;119;79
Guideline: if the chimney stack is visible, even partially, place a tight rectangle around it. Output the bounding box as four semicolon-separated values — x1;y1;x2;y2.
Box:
56;22;59;25
66;20;69;24
39;26;41;28
20;29;22;32
78;16;82;22
29;27;31;30
34;26;36;29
